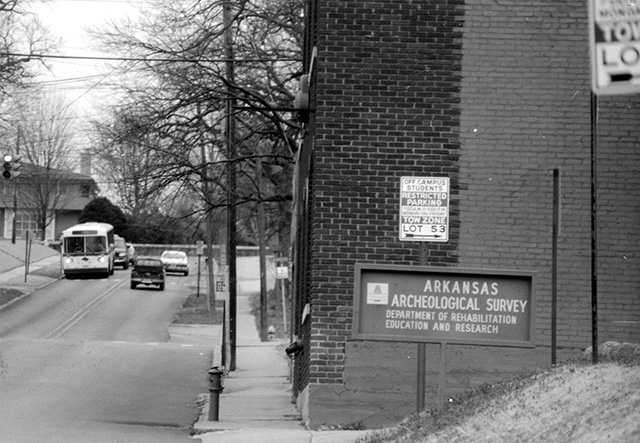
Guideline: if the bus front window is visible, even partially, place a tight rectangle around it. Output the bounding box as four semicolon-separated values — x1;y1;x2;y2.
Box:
86;237;107;254
65;237;85;255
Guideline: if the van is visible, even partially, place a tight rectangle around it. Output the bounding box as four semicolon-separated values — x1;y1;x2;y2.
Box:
113;235;130;269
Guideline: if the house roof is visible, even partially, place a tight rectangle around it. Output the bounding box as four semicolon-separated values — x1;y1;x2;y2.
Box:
18;163;98;185
0;163;100;211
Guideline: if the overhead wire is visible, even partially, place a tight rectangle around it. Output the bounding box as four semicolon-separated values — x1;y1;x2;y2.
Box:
2;52;301;64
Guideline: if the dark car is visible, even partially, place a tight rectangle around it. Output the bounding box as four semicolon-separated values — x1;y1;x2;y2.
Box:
130;257;165;291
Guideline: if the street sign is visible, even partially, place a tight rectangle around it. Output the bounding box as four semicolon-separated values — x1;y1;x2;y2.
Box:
589;0;640;95
399;176;449;242
215;265;229;296
276;265;289;279
353;264;536;347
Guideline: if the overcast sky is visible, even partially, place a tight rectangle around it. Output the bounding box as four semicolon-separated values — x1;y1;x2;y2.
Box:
28;0;139;113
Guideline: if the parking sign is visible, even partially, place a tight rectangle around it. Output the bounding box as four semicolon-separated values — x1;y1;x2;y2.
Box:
399;177;449;242
589;0;640;95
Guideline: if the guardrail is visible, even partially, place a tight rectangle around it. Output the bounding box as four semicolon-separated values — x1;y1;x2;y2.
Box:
132;244;270;258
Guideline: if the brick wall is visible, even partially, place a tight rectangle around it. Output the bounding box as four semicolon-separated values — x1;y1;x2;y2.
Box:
309;0;464;387
458;0;640;348
294;0;640;428
595;97;640;341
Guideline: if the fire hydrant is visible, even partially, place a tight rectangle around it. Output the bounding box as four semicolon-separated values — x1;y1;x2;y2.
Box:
207;366;224;421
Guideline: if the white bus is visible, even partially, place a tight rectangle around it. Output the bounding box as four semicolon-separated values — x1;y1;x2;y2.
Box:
60;222;115;278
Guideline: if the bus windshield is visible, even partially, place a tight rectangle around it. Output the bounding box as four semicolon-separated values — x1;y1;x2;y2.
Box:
64;236;107;255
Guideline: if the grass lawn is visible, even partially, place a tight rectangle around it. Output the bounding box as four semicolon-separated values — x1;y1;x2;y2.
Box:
0;288;23;306
172;291;224;325
249;287;291;340
356;353;640;443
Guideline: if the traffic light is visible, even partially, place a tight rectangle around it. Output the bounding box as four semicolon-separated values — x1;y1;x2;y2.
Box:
2;154;12;179
2;154;21;179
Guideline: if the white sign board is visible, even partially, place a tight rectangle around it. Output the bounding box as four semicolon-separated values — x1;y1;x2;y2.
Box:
215;265;229;296
399;177;449;242
589;0;640;95
276;266;289;280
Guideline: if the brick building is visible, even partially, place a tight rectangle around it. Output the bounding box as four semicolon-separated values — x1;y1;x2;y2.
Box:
290;0;640;429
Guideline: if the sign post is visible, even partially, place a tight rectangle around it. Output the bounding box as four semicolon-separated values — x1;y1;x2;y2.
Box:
399;176;450;408
589;0;640;95
399;177;449;242
196;240;204;299
276;263;289;333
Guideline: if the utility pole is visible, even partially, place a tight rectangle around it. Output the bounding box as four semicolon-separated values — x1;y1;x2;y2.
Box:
11;128;21;244
224;0;238;371
257;157;268;341
590;92;599;364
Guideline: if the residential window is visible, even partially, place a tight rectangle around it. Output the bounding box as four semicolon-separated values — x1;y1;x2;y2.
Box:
15;211;39;239
80;184;91;198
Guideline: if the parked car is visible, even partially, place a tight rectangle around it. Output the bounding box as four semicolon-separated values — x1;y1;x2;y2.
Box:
130;257;165;290
126;243;137;265
160;250;189;276
113;235;129;270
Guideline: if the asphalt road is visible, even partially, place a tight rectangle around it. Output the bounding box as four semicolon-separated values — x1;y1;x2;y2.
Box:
0;268;212;443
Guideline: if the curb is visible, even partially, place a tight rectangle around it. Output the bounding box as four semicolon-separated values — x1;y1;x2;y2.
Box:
0;275;62;311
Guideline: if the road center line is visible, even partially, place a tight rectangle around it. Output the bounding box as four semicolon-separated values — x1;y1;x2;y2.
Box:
44;278;128;340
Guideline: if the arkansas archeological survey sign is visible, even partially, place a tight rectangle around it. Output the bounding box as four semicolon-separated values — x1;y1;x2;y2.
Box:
353;264;536;347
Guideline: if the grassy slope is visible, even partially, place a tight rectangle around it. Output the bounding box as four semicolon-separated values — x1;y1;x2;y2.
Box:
0;239;59;272
359;361;640;443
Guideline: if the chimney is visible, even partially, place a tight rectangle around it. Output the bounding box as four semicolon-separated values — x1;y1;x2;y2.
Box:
80;151;92;175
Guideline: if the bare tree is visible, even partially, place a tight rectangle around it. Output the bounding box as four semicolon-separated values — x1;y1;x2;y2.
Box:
92;112;168;217
14;91;79;240
88;0;301;246
1;0;58;130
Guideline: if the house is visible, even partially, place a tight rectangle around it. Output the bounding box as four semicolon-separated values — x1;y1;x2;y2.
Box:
289;0;640;429
0;162;99;241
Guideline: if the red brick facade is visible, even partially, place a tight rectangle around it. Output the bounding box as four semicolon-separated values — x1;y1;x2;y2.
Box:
291;0;640;428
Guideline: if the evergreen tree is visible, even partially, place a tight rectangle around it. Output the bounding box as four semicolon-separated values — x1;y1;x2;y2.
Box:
79;197;128;237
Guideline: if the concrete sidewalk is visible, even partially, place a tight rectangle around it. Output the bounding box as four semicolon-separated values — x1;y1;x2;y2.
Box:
0;253;60;283
192;291;372;443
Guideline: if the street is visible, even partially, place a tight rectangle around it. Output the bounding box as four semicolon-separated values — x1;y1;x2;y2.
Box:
0;268;212;443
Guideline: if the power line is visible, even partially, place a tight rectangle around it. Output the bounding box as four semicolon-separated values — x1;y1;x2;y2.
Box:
46;0;195;3
3;52;301;64
37;74;107;85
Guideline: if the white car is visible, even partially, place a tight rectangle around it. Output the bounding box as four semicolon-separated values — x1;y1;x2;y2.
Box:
160;250;189;276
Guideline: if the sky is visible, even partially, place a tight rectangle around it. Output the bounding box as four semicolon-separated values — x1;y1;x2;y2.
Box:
27;0;140;115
